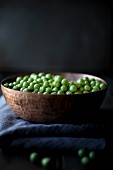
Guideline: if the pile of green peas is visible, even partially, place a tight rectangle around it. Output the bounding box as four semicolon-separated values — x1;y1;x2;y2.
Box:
29;149;95;167
78;148;96;165
29;152;51;167
3;72;106;94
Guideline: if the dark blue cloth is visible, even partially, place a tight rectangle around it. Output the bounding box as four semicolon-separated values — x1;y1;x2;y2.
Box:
0;95;113;153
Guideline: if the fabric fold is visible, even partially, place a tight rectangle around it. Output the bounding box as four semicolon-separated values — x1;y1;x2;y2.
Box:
0;95;112;152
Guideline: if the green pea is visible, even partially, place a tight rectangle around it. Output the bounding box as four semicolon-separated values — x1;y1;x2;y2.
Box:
13;82;17;86
23;82;29;88
77;78;84;85
9;83;13;87
39;87;45;93
84;85;91;91
29;152;38;163
34;84;40;89
69;81;75;86
45;73;53;79
28;85;34;91
83;77;89;81
38;72;45;77
30;82;35;86
89;151;95;159
30;73;37;79
51;92;57;94
81;157;89;165
54;75;63;83
66;91;73;95
33;89;39;93
48;79;53;84
95;80;101;88
38;91;43;94
100;83;106;90
95;80;101;84
46;87;52;93
41;76;45;80
20;80;24;85
37;78;43;83
23;75;29;81
16;84;22;89
57;90;64;94
90;81;95;87
79;87;84;92
52;81;60;88
33;80;37;84
52;87;59;92
60;85;67;92
20;87;25;91
16;76;23;83
42;78;47;82
23;88;29;92
12;86;18;90
74;82;81;88
43;81;49;88
27;77;33;83
41;157;51;168
84;81;89;85
78;149;85;157
43;92;49;94
4;83;9;87
93;86;99;91
61;79;69;86
33;74;38;80
69;85;77;92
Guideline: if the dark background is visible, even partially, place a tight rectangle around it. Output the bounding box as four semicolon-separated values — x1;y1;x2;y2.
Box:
0;0;113;74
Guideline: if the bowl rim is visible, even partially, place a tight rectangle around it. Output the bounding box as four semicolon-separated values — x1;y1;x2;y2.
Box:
1;72;108;96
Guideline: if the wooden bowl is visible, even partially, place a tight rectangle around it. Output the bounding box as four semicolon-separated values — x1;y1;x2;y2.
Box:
1;73;108;123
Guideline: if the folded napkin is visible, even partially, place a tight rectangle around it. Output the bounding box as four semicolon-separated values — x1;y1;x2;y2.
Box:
0;95;113;154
